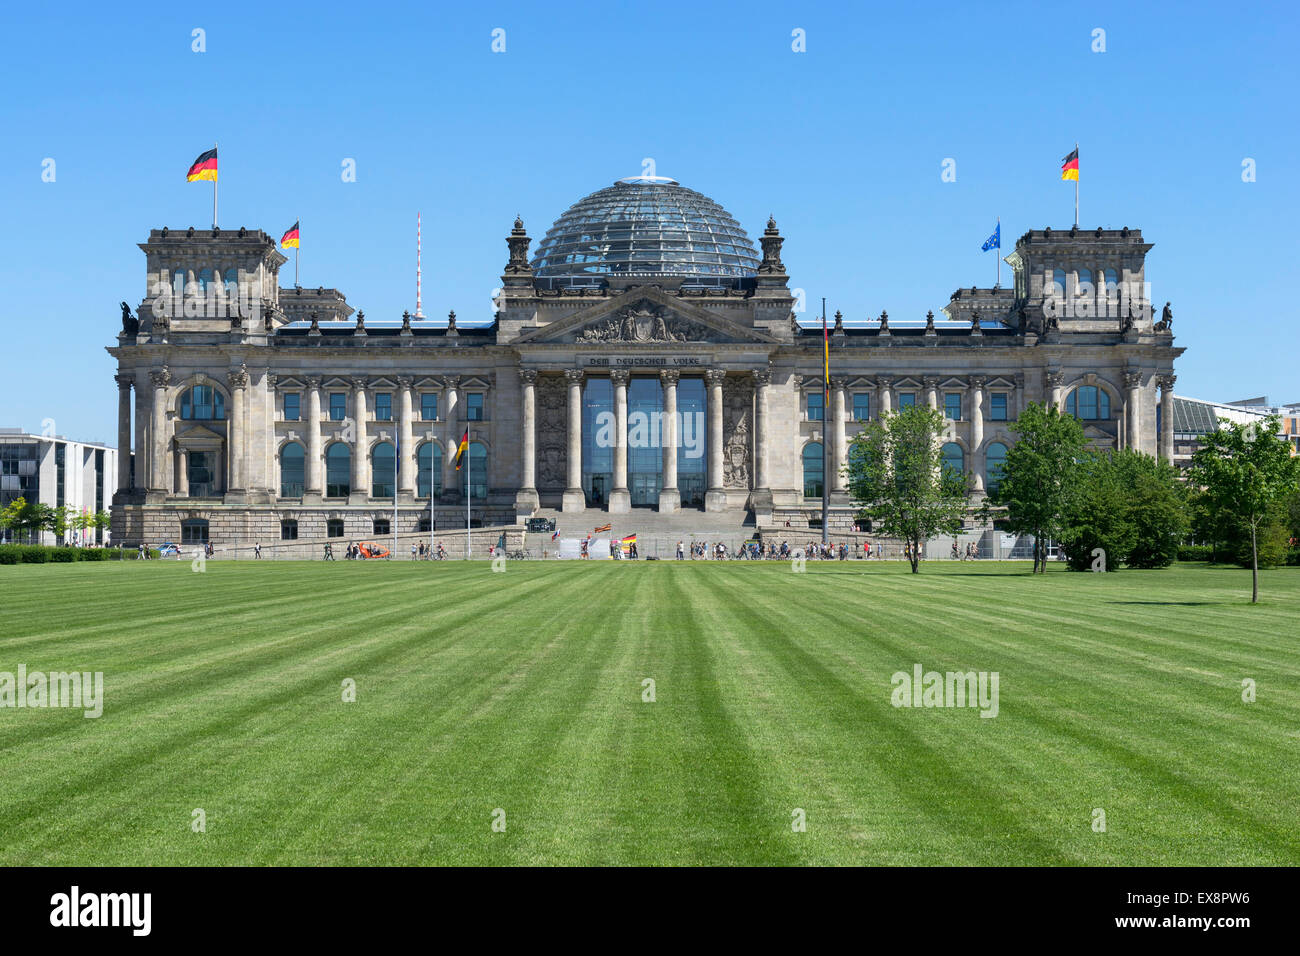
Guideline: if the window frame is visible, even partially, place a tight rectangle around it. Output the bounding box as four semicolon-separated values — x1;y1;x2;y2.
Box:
283;392;301;422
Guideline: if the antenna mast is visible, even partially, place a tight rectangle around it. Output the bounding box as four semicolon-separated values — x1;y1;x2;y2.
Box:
415;212;424;317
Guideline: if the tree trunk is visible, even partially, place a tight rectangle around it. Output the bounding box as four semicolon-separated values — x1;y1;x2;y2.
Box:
1251;523;1259;604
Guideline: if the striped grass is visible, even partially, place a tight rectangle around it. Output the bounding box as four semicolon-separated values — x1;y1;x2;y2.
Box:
0;559;1296;865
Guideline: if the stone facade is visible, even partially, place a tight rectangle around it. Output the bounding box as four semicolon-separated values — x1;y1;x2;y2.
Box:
108;204;1184;546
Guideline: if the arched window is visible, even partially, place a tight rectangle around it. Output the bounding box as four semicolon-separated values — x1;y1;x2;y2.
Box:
1076;268;1094;316
180;385;225;420
280;442;305;497
325;443;351;497
985;442;1008;493
417;441;442;499
1051;268;1066;299
941;442;965;476
802;443;823;498
222;267;240;299
371;441;395;498
197;267;214;292
1077;268;1093;290
1065;385;1110;420
172;268;187;295
1103;268;1118;292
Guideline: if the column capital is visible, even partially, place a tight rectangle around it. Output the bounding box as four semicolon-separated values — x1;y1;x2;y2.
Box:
875;375;893;389
564;368;585;385
150;366;172;389
660;368;681;386
1045;369;1064;388
790;374;804;389
517;367;538;386
1014;372;1026;387
922;376;939;389
350;376;368;392
440;374;461;391
306;375;321;389
228;364;249;390
751;368;771;387
115;372;134;390
968;374;986;390
1123;369;1143;389
609;369;631;387
1157;373;1177;390
396;375;413;389
267;373;278;390
704;368;726;387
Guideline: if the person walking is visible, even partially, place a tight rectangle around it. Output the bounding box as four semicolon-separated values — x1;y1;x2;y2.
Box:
254;542;262;559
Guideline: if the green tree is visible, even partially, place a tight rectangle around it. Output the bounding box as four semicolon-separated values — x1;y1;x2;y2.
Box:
1189;415;1300;603
90;509;112;545
0;497;54;544
1060;450;1135;571
845;404;969;573
1116;450;1189;569
986;402;1089;574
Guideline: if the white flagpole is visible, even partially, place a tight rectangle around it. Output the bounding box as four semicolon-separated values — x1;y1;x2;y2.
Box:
995;217;1000;288
465;431;471;560
1074;142;1079;228
212;141;218;229
393;433;398;560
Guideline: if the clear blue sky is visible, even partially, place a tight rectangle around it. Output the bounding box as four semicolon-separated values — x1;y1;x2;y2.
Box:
1;0;1296;444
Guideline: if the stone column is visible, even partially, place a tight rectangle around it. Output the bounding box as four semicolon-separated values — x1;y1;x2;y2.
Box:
751;369;770;491
877;376;893;416
441;375;460;499
397;376;415;498
562;369;585;512
705;368;727;511
1125;369;1143;452
1046;370;1064;411
305;376;323;499
226;366;246;495
516;368;539;514
1014;373;1025;420
608;369;631;513
924;377;939;411
832;378;848;492
1158;374;1177;463
115;373;133;492
351;377;369;501
659;370;681;513
147;367;172;496
969;375;986;493
134;372;149;492
176;446;188;495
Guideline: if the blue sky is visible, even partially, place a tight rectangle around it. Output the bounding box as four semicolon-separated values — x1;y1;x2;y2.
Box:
1;0;1296;443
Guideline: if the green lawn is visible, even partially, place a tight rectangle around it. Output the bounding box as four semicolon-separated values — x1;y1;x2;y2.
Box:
0;559;1297;865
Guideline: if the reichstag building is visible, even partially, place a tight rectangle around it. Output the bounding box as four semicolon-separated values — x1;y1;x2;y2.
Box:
109;175;1184;545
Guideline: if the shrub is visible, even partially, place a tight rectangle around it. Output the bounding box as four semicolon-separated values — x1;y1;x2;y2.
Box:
0;544;20;565
1177;545;1214;562
50;547;77;562
19;545;49;563
77;548;108;561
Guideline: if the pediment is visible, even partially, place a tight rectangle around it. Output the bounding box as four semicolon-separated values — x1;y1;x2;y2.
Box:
175;422;225;442
511;286;779;346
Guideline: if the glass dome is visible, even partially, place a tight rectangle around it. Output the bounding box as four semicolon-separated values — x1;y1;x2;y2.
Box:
531;177;761;286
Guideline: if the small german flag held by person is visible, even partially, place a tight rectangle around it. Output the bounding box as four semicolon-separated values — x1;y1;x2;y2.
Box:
593;523;612;533
620;534;637;546
187;147;218;182
453;429;469;470
281;221;300;249
1060;147;1079;181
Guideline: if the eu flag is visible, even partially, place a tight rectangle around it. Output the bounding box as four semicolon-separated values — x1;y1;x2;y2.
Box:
981;222;1000;252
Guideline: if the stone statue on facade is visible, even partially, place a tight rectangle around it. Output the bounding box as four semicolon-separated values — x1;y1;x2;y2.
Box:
120;302;138;336
1155;301;1174;332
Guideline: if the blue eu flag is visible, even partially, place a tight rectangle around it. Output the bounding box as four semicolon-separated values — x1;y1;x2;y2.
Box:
981;222;1000;252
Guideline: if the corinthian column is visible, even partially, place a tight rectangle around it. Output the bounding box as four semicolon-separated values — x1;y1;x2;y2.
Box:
705;368;727;512
1046;369;1064;411
608;369;631;513
832;378;848;492
147;367;173;497
1158;374;1177;463
969;375;986;493
225;366;246;496
351;377;369;501
397;376;415;499
659;369;680;513
562;369;585;512
752;369;770;491
877;376;893;416
305;376;323;500
1125;369;1143;452
516;368;539;515
115;373;133;492
442;375;460;499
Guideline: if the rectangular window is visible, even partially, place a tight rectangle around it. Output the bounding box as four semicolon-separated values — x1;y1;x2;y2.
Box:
188;451;215;497
853;393;870;421
280;519;298;540
944;392;962;420
329;393;346;421
990;393;1008;420
283;393;301;421
807;393;824;421
466;393;484;421
421;393;438;421
180;519;209;544
898;393;917;409
327;519;345;538
375;393;393;421
373;518;390;536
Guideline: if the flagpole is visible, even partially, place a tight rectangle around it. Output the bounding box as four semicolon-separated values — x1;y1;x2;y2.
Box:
212;141;218;229
295;216;300;287
995;217;1000;288
821;297;829;548
393;431;398;561
1074;142;1079;228
465;429;471;560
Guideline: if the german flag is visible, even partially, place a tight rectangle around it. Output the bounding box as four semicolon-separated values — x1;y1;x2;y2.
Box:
280;221;300;249
186;147;218;182
593;523;612;533
453;429;469;470
620;534;637;545
1061;147;1079;181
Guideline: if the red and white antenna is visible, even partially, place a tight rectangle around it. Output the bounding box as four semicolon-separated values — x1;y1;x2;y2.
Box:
415;212;424;317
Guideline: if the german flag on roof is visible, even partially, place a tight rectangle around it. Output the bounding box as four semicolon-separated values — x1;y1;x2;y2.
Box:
280;221;300;249
453;429;469;470
186;147;218;182
1060;147;1079;181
